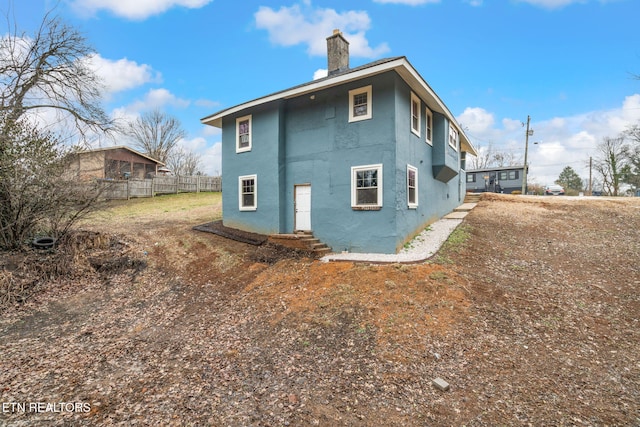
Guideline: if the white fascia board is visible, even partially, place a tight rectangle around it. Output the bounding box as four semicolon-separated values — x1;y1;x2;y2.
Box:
395;63;477;156
200;56;478;156
200;58;408;128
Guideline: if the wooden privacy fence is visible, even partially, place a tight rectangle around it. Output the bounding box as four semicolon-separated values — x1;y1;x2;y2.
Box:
98;175;221;200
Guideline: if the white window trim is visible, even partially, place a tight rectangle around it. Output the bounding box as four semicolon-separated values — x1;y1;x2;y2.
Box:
407;164;418;209
351;164;383;209
236;115;252;153
425;107;433;146
448;123;458;151
348;85;372;122
411;92;421;137
238;174;257;211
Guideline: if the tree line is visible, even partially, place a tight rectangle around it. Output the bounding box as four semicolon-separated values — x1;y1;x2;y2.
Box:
554;126;640;196
469;125;640;197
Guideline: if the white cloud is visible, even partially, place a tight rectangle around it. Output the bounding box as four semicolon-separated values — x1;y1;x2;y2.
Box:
514;0;589;9
373;0;440;4
458;107;495;133
201;124;221;137
113;88;190;120
199;141;222;176
85;54;161;95
313;69;328;80
70;0;213;20
460;94;640;186
254;3;390;58
134;88;190;110
194;99;220;109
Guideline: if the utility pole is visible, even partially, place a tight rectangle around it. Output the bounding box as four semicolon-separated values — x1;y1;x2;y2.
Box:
521;115;533;195
589;156;593;196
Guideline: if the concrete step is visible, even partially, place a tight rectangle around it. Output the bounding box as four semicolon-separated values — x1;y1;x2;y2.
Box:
444;211;469;219
313;247;332;255
270;231;331;254
454;203;477;212
464;193;482;203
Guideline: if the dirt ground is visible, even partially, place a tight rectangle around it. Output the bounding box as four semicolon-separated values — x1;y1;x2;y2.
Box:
1;194;639;426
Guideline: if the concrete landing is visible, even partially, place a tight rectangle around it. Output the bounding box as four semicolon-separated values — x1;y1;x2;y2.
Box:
454;202;477;212
322;199;480;263
443;211;469;219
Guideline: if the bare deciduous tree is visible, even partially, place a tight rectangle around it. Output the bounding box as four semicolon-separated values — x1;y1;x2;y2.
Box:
167;146;202;176
0;10;114;139
468;141;522;169
592;136;629;196
0;10;112;249
124;110;186;164
622;123;640;192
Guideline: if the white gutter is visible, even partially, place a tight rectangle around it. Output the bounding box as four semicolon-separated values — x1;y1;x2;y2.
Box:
201;57;477;156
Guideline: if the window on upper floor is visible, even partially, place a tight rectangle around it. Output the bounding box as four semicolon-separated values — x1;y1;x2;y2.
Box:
407;165;418;208
236;115;252;153
351;164;383;209
239;174;257;211
348;85;372;122
448;123;458;150
425;108;433;146
411;92;420;137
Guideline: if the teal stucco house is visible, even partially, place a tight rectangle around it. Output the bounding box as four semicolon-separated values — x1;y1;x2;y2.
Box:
201;30;477;254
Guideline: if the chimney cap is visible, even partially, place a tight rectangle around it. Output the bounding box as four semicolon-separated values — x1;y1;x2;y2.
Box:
333;29;340;35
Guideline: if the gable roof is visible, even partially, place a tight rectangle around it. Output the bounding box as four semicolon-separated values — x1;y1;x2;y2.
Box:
201;56;477;156
77;145;165;166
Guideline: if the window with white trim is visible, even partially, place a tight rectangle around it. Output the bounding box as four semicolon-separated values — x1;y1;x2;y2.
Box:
239;174;257;211
351;164;383;209
236;115;252;153
407;165;418;208
448;123;458;150
467;173;476;183
411;92;420;137
348;85;372;122
425;108;433;146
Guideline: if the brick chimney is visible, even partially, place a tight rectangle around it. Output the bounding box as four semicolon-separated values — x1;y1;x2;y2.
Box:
326;29;349;76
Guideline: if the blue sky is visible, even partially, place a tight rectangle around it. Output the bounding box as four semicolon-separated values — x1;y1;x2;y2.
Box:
8;0;640;185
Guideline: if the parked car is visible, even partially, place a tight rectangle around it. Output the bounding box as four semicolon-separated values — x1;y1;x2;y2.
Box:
544;184;565;196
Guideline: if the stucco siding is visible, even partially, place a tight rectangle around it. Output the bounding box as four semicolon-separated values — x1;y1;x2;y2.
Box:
393;77;461;251
221;102;284;235
283;73;399;253
219;70;464;254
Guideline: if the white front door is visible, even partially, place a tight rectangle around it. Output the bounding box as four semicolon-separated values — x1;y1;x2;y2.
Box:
295;184;311;231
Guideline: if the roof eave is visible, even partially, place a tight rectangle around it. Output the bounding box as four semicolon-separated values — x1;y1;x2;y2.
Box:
200;57;408;128
200;57;478;157
78;145;165;166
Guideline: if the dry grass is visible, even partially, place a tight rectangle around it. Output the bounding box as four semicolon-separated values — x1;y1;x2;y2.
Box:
84;192;222;229
2;193;639;426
